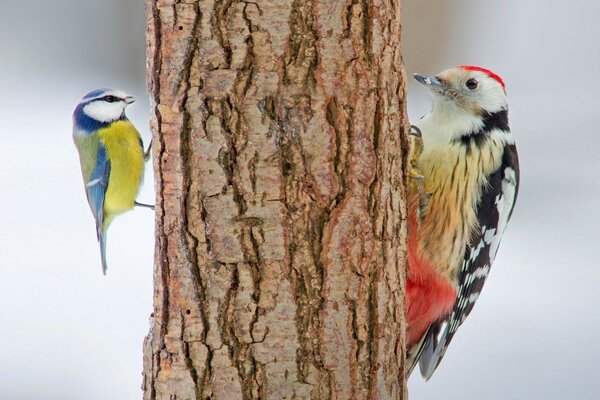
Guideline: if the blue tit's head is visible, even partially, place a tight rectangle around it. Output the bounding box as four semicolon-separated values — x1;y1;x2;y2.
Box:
73;89;135;132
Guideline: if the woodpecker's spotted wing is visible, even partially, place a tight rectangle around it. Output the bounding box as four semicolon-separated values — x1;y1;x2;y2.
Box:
419;143;520;379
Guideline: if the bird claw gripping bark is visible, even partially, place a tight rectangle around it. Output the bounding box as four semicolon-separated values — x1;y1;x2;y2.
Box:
408;125;430;220
144;139;153;161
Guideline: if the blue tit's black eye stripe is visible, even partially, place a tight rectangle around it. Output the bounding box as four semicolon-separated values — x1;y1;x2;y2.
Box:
103;95;118;103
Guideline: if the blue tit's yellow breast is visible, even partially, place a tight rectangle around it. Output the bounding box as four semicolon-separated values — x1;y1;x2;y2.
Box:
98;120;144;223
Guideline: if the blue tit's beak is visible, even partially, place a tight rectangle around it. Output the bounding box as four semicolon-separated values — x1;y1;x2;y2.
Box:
413;74;444;90
124;96;136;105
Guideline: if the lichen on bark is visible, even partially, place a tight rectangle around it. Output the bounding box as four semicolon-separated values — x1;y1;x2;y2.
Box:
143;0;410;399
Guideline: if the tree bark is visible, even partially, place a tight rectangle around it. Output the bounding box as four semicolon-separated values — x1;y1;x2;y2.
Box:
142;0;410;399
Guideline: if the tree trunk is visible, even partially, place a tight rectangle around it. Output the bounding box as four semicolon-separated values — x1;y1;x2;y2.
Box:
142;0;410;399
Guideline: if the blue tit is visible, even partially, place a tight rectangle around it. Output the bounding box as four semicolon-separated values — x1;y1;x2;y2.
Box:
73;89;152;274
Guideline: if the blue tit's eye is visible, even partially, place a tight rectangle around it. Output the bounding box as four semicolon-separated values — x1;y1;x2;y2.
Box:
104;96;117;103
466;78;478;90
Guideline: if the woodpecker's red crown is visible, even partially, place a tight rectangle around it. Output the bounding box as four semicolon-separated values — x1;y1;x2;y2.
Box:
458;66;506;92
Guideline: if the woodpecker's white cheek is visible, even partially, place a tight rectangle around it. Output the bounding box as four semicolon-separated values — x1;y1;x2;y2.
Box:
472;85;506;114
83;101;125;123
417;107;485;146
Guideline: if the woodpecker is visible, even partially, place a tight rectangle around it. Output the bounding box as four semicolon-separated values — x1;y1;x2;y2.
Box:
406;66;519;379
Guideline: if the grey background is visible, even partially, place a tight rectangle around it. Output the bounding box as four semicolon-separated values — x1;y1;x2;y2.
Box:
1;1;598;399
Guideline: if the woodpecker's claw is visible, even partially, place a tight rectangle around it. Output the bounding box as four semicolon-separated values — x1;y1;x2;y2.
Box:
408;125;425;181
408;125;430;220
409;125;422;138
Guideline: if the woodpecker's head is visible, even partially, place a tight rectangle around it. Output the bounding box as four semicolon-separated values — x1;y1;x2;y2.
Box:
414;66;507;117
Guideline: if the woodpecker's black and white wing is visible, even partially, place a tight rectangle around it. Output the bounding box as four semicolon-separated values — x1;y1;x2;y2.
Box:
419;142;520;379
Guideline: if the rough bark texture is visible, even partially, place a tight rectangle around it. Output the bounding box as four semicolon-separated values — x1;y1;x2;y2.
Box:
142;0;410;399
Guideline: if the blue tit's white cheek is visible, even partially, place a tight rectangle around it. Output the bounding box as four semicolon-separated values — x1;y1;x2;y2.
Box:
83;100;125;123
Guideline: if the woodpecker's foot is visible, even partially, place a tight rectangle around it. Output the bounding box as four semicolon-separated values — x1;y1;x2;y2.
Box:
408;125;430;220
144;139;153;161
408;125;425;188
135;201;155;210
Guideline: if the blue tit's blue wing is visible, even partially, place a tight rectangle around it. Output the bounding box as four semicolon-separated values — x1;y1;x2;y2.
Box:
86;145;111;274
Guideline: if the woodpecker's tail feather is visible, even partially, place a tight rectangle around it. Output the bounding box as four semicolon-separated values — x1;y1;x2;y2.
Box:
406;320;451;380
418;321;449;380
406;331;428;377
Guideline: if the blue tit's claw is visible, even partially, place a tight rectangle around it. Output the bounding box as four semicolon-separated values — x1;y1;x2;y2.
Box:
135;201;155;210
144;139;153;161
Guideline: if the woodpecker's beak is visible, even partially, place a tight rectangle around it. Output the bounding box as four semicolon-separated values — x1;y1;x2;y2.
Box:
124;96;136;105
413;74;444;90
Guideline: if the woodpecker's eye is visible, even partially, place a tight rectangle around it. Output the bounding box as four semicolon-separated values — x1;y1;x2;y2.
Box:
466;78;478;90
104;96;118;103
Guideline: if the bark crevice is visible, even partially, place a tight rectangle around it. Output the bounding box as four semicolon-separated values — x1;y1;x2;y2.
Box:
143;0;409;398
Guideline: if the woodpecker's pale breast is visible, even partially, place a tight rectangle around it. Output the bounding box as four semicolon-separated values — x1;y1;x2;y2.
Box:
417;127;510;283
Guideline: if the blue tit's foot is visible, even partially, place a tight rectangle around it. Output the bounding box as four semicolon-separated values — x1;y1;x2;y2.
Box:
144;139;153;161
135;201;155;210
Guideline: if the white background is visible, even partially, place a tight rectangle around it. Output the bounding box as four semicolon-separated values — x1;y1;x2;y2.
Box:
0;1;598;399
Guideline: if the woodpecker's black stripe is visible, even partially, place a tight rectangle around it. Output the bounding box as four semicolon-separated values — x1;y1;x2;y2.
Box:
503;144;520;220
449;143;519;325
459;108;509;146
481;108;510;133
418;138;520;378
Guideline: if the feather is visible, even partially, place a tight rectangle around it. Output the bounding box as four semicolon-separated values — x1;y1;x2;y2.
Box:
98;225;108;276
86;145;111;274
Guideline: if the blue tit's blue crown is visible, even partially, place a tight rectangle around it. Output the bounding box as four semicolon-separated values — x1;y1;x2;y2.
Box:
83;88;113;100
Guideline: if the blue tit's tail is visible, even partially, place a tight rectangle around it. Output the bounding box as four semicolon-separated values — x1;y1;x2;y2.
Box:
97;225;108;275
